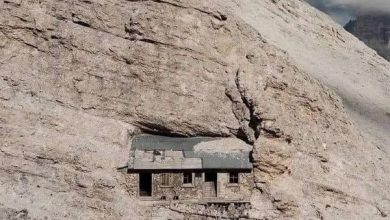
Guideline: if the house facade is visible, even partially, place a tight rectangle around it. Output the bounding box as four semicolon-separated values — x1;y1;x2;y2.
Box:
127;135;253;203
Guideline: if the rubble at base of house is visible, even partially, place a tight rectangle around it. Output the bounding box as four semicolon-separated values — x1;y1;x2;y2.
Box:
161;202;251;219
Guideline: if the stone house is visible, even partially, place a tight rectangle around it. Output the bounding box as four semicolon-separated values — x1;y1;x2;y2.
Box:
127;135;253;203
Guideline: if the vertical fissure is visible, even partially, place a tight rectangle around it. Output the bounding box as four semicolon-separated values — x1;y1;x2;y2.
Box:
226;69;262;145
234;69;262;140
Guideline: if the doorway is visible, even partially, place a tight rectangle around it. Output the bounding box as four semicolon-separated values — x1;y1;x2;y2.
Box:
204;172;217;197
139;173;152;197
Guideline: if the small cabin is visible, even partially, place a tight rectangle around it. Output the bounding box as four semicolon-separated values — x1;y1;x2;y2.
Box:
127;135;253;203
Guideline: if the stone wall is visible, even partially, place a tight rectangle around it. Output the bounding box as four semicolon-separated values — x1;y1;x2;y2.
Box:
152;172;203;200
123;173;138;197
218;172;253;201
143;171;252;201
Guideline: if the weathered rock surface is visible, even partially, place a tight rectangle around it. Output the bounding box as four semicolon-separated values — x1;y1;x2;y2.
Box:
219;0;390;153
0;0;389;219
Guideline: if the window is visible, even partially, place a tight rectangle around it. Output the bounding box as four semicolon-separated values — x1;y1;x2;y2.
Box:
195;172;202;178
161;173;170;186
229;172;239;184
183;172;193;184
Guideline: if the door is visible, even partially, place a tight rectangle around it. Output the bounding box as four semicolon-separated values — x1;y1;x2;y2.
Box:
203;172;217;197
139;172;152;197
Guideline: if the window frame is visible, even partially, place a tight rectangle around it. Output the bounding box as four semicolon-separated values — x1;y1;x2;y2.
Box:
195;172;202;178
182;172;194;187
160;173;171;187
228;172;239;184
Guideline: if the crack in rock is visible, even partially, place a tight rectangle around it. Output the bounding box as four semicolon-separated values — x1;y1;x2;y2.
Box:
226;69;263;145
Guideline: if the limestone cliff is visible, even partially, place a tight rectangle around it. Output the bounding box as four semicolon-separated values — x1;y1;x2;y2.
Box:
0;0;389;219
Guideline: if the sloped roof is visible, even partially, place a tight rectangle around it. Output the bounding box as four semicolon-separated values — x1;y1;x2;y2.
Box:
128;135;253;170
200;153;252;169
132;135;216;151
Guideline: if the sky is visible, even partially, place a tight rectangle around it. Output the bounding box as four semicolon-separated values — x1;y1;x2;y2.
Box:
307;0;390;25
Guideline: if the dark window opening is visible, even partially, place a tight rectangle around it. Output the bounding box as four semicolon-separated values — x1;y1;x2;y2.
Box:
139;173;152;196
173;196;179;200
183;172;193;184
229;172;239;184
205;172;217;182
195;172;202;178
161;196;166;200
161;173;170;186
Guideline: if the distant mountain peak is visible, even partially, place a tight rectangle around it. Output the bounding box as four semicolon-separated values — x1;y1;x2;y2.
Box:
345;14;390;60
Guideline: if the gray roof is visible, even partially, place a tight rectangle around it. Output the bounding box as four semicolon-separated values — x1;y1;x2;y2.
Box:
131;135;217;151
128;135;252;170
199;153;251;169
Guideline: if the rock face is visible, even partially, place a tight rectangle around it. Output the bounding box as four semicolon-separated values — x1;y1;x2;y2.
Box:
0;0;389;219
345;14;390;61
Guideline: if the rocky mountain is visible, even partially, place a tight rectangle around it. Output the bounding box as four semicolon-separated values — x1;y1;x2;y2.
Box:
0;0;389;219
345;14;390;61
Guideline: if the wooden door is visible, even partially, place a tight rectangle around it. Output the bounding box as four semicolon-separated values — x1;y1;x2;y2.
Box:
203;182;216;197
203;172;217;197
